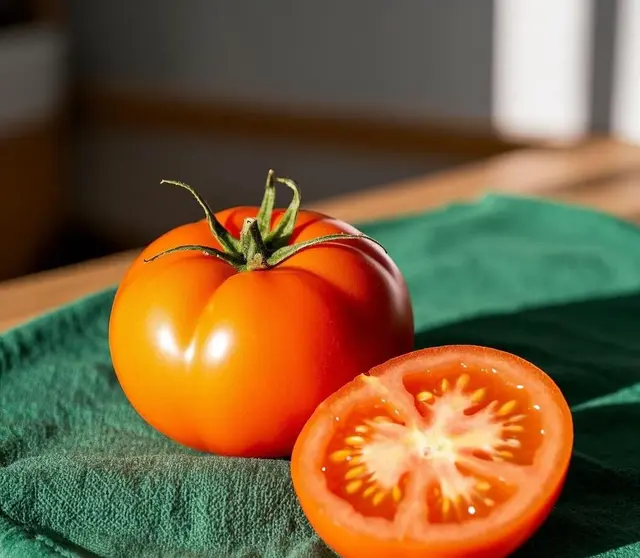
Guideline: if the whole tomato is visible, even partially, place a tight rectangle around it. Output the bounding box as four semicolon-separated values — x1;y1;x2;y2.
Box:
109;171;414;457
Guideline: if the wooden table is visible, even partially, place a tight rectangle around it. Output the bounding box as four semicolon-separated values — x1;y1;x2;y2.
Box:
2;137;640;332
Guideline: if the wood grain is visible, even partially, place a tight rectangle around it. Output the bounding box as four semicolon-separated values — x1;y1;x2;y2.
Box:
2;137;640;332
312;137;640;222
0;250;138;332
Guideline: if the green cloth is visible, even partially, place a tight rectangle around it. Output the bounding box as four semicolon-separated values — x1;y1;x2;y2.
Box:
1;195;639;557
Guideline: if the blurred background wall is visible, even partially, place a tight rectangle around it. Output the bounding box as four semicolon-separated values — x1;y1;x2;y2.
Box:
0;0;637;280
68;1;495;247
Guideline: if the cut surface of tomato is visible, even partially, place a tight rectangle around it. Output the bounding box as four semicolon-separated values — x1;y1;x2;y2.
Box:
291;345;573;558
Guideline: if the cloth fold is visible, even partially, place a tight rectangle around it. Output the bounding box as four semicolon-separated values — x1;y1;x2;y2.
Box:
1;195;639;557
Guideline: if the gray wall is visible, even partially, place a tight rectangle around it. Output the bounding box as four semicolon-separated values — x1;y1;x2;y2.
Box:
69;0;494;121
73;129;462;243
68;1;494;244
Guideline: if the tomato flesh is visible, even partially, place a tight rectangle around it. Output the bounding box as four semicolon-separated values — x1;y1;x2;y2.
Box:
291;346;573;558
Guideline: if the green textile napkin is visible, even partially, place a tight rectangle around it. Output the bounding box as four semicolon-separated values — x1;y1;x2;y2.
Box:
1;195;639;557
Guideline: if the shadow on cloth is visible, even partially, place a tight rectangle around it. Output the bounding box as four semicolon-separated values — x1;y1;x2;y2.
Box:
414;290;640;558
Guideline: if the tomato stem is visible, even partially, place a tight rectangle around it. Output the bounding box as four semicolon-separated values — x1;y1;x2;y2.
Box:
143;244;244;266
255;169;276;238
145;171;387;271
265;233;386;267
159;180;240;253
264;176;302;250
242;218;269;271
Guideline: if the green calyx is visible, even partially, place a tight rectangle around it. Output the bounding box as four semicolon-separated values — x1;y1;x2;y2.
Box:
144;169;386;272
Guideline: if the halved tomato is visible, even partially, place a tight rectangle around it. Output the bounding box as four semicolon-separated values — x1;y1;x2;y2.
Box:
291;345;573;558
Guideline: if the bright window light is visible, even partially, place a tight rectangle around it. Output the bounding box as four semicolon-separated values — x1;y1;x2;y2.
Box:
611;0;640;143
492;0;594;141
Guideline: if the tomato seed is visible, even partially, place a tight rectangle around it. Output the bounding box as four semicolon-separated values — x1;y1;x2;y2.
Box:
362;485;377;498
330;449;354;462
456;374;470;390
503;424;524;433
442;498;451;515
372;491;386;506
392;486;402;503
345;465;367;480
496;400;517;416
471;388;486;403
345;436;365;447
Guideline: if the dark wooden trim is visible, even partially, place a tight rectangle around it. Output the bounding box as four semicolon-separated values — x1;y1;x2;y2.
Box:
0;115;67;280
75;83;533;158
29;0;66;23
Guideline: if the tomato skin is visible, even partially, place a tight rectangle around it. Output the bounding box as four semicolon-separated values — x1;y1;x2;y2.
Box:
108;207;413;457
291;345;573;558
295;485;565;558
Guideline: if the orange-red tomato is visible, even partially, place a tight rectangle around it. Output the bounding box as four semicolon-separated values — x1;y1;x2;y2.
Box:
291;345;573;558
108;173;414;457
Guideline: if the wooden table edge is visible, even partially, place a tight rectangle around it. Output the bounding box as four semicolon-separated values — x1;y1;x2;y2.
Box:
3;137;640;332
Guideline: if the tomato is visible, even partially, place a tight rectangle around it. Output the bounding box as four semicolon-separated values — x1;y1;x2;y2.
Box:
291;345;573;558
108;171;414;458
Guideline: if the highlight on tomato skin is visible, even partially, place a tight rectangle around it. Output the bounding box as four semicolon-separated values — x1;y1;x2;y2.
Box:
291;345;574;558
